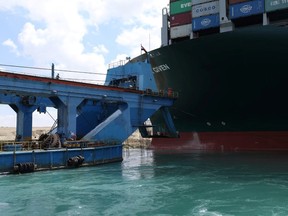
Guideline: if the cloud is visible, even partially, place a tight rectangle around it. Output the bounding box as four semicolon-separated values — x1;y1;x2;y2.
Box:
2;39;17;49
0;0;167;79
93;44;109;55
19;23;47;47
116;26;161;57
2;39;20;55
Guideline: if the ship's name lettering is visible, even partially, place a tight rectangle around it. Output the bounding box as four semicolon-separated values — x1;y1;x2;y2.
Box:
181;2;192;8
153;64;170;73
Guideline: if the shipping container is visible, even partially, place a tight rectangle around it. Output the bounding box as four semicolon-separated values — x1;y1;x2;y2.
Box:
170;11;192;27
192;0;213;6
170;23;192;39
265;0;288;12
229;0;251;4
229;0;264;19
170;0;193;15
192;1;219;18
192;14;220;31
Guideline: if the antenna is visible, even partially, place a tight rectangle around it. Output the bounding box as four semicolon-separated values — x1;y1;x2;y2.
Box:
149;32;150;51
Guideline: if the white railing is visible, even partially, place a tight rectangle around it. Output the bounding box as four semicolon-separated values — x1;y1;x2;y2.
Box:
108;60;128;69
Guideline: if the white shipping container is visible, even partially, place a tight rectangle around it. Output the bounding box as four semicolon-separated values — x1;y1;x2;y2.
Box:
192;0;213;6
192;1;219;18
170;24;192;39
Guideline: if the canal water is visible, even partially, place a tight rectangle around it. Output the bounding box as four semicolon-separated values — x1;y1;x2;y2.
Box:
1;149;288;215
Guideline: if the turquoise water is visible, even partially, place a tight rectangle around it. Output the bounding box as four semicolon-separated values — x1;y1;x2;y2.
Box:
1;149;288;215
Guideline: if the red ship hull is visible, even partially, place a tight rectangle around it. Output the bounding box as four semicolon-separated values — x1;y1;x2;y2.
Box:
150;131;288;152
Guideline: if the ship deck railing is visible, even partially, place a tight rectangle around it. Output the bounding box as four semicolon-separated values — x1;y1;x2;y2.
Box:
0;140;120;152
108;60;129;69
0;70;179;99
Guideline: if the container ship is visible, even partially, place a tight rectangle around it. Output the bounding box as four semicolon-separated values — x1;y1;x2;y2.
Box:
132;0;288;151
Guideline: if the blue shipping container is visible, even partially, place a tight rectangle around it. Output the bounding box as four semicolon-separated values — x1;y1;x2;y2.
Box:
192;14;220;31
229;0;264;19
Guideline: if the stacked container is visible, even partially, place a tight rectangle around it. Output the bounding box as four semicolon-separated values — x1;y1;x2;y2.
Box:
265;0;288;12
170;0;192;39
192;0;220;32
229;0;264;19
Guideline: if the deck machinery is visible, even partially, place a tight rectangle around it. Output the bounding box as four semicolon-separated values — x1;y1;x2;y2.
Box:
0;61;178;174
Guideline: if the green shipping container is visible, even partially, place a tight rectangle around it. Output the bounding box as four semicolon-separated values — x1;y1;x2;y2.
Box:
170;0;192;15
265;0;288;12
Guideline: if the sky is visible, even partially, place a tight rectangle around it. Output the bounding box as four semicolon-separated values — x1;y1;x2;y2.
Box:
0;0;168;127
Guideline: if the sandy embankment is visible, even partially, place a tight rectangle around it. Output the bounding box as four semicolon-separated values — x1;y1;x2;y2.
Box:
0;127;51;140
0;127;151;148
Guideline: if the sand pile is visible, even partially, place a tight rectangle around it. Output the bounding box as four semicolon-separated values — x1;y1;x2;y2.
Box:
123;130;151;148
